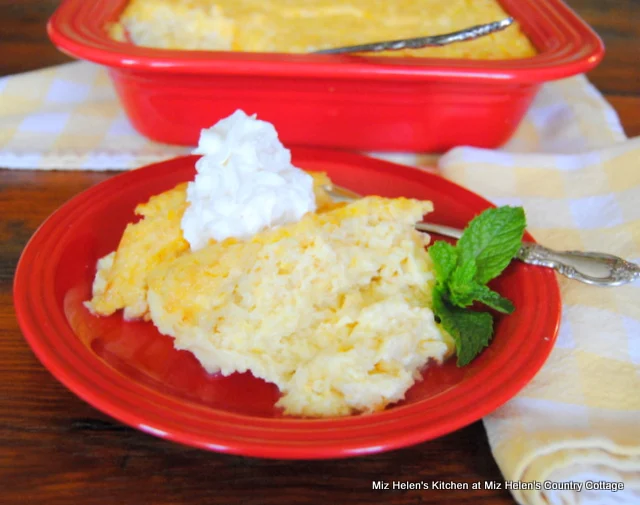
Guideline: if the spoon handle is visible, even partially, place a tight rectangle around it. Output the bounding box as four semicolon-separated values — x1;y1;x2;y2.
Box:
313;18;513;55
415;222;639;286
328;186;640;287
516;243;640;287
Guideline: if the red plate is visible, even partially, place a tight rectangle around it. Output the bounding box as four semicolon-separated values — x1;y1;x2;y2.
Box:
14;150;560;459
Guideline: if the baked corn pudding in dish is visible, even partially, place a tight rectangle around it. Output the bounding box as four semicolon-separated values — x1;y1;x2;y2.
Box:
85;110;455;418
108;0;537;59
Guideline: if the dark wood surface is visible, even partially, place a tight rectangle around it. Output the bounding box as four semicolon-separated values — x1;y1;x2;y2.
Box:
1;1;638;504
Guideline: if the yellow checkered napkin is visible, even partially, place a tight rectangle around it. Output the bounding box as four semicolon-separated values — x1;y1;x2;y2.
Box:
2;61;639;503
440;139;640;504
0;62;189;169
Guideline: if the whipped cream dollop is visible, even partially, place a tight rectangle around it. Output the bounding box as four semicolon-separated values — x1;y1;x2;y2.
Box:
181;110;316;250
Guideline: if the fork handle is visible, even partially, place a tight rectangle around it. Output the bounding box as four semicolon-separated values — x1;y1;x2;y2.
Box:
517;243;640;287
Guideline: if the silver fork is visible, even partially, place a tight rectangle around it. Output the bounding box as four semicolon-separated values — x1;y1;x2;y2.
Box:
325;184;640;287
313;17;513;55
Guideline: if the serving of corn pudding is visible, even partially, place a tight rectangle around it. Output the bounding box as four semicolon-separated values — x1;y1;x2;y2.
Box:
109;0;536;59
85;112;454;418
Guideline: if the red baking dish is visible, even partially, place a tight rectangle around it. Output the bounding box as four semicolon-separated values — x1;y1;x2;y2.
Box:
47;0;604;152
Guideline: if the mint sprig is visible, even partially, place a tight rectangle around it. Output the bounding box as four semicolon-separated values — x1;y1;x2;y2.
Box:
428;206;526;366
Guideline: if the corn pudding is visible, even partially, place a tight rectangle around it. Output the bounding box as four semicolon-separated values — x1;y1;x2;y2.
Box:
87;190;453;417
85;171;335;321
86;112;454;417
109;0;536;59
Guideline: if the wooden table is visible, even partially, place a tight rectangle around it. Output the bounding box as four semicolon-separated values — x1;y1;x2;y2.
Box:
1;1;638;504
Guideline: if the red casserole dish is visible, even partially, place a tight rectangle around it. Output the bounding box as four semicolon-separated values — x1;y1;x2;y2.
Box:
47;0;604;152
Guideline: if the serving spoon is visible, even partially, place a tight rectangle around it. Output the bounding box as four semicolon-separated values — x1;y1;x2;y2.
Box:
326;184;640;287
313;17;513;55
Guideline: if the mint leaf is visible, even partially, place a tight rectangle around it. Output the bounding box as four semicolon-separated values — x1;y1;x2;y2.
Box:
447;259;514;313
428;241;458;284
456;206;526;285
461;283;515;314
448;260;477;307
432;288;493;367
447;257;514;313
427;206;525;366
